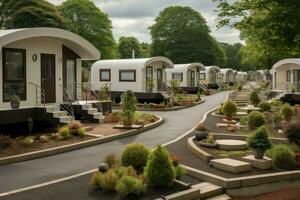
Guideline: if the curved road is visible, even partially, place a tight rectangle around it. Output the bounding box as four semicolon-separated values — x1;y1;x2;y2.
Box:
0;91;229;194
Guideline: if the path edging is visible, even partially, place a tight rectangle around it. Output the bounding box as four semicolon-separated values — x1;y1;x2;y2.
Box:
0;114;164;166
186;136;214;162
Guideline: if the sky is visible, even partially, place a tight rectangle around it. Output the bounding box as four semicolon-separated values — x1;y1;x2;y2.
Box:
48;0;241;44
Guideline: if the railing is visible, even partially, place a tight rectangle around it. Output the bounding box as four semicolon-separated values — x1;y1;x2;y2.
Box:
28;82;46;118
60;85;75;118
273;82;300;94
161;82;173;96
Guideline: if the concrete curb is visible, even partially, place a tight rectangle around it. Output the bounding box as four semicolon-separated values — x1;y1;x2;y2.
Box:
186;137;214;162
0;114;164;166
113;99;205;112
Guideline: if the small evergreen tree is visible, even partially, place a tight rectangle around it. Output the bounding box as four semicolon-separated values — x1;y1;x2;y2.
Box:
222;99;237;117
121;90;136;126
250;91;261;105
281;103;294;121
144;145;175;187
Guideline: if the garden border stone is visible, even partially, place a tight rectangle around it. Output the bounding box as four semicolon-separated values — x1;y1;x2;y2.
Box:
0;114;164;166
187;137;214;162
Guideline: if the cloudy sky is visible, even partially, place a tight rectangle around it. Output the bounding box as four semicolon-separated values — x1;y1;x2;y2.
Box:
49;0;241;44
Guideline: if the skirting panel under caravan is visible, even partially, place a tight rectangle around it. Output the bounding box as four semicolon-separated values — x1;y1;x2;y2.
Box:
111;91;164;103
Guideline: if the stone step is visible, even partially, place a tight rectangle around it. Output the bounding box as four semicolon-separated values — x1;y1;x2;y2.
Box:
59;115;74;124
206;193;231;200
50;111;68;118
87;108;98;114
192;182;223;199
82;104;92;110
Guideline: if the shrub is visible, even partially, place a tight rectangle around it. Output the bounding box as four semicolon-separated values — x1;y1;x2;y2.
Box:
195;123;207;131
285;123;300;146
115;166;137;179
0;135;13;149
91;169;119;191
103;154;119;168
175;165;187;179
121;143;149;171
218;103;224;114
240;116;248;125
247;126;272;151
266;145;295;170
247;111;266;130
144;145;175;187
68;121;85;136
237;83;243;91
58;126;72;140
121;90;136;125
77;127;85;137
250;91;261;105
281;103;294;121
222;99;237;117
258;101;271;112
207;134;215;144
170;154;180;167
271;99;283;107
116;176;146;197
20;136;34;146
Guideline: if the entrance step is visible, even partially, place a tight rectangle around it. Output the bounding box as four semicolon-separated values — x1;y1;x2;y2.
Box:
206;193;231;200
80;104;104;123
44;104;74;125
59;115;74;124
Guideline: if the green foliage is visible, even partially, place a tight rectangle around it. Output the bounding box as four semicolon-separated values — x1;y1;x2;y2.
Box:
103;154;119;168
68;121;85;137
58;126;72;140
247;126;272;151
175;165;187;179
280;103;294;121
285;123;300;146
121;90;136;125
258;101;271;112
117;36;141;58
144;145;175;187
219;42;247;70
92;169;119;191
0;0;65;29
247;111;266;130
116;176;146;197
240;116;248;125
140;42;151;58
20;136;34;146
250;91;261;105
207;134;215;144
0;135;13;149
58;0;116;58
150;6;225;65
237;83;243;91
271;99;283;107
266;145;295;170
121;143;149;171
222;99;237;117
215;0;300;69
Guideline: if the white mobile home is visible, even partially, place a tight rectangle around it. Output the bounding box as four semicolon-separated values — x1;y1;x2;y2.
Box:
166;63;205;93
237;72;247;81
91;57;174;102
204;66;221;89
271;58;300;93
219;68;235;84
0;28;103;125
253;70;266;82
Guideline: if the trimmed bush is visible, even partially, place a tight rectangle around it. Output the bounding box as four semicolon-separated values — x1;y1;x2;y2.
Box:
121;90;136;126
247;111;266;130
20;136;34;146
68;121;85;136
121;143;149;171
222;99;237;117
250;91;261;105
97;169;119;191
144;145;175;187
281;103;294;121
116;176;146;197
175;165;187;179
0;135;13;149
240;116;248;125
58;126;72;140
258;101;271;112
285;123;300;146
247;126;272;151
266;145;295;170
103;154;119;168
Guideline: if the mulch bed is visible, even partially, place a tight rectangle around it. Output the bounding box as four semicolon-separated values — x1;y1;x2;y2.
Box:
232;187;300;200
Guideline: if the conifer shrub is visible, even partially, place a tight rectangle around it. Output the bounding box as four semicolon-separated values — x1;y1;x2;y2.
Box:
258;101;271;112
247;111;266;130
222;99;238;117
250;91;261;105
281;103;294;121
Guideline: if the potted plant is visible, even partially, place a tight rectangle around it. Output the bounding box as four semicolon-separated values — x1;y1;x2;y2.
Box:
247;126;272;159
194;123;208;141
121;90;136;127
199;134;218;148
221;99;237;121
10;95;20;109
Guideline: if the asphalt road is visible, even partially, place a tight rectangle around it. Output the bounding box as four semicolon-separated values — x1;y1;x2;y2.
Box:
0;91;229;194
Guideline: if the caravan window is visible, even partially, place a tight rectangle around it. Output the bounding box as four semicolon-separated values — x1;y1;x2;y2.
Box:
119;70;136;82
199;73;206;80
172;73;183;81
3;48;26;101
286;70;291;82
100;69;111;81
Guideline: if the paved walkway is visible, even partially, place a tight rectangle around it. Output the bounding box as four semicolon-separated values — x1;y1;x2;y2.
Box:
0;91;229;194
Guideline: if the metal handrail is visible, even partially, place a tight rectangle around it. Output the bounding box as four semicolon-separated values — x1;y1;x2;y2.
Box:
28;82;46;119
60;85;75;118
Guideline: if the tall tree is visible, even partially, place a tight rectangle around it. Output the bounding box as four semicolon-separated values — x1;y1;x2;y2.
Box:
58;0;116;59
117;36;141;59
215;0;300;69
0;0;65;28
150;6;225;65
140;42;151;58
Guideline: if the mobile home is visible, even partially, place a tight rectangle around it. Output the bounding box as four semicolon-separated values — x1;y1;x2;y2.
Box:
166;63;205;93
0;28;106;125
237;72;247;81
219;68;235;85
91;57;174;103
204;66;221;89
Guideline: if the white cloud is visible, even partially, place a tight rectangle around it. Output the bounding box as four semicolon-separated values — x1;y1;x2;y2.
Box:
48;0;242;44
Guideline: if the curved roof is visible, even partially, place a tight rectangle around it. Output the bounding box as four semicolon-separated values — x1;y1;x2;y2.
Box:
205;66;220;73
271;58;300;72
170;63;205;72
0;28;100;60
92;57;174;69
220;68;234;75
238;71;247;75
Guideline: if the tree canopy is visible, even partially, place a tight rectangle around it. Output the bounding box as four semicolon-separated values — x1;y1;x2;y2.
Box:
117;36;141;59
215;0;300;69
0;0;65;29
150;6;225;65
58;0;116;59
